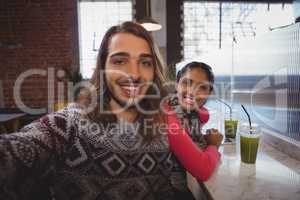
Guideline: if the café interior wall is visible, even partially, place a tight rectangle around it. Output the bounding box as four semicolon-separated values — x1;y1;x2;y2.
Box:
0;0;79;110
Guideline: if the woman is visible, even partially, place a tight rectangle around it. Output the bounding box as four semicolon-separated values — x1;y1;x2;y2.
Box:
166;61;223;181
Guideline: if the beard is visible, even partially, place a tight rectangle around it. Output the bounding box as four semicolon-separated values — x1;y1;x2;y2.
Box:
109;88;136;109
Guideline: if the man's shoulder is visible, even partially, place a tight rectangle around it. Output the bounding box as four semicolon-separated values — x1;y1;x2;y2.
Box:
19;103;86;140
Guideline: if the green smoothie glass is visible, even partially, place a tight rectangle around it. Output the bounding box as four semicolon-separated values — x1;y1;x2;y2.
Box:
224;119;238;139
217;99;238;142
240;123;260;164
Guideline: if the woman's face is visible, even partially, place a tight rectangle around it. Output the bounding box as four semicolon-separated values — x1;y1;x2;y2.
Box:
176;68;211;112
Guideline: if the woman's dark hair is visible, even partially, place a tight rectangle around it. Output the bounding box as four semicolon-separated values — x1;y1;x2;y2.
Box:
176;61;214;92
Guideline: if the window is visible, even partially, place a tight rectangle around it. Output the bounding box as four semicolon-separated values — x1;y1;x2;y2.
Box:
79;0;133;79
183;2;294;61
183;1;299;142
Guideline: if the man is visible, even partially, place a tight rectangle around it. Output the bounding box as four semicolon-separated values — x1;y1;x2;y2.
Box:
0;21;222;200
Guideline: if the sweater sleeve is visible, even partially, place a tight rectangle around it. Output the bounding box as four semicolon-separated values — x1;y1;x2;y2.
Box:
0;107;78;199
167;109;221;182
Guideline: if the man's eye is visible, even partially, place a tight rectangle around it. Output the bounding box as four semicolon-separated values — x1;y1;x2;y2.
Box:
112;58;127;65
140;59;153;67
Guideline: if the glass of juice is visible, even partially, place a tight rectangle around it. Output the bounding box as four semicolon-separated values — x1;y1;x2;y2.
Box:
240;123;260;164
224;119;238;140
224;110;238;142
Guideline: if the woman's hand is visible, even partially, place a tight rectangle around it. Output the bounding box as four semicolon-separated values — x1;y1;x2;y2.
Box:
204;129;223;149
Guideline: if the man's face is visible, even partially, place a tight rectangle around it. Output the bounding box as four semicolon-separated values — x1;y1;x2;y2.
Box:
176;68;211;112
105;33;155;107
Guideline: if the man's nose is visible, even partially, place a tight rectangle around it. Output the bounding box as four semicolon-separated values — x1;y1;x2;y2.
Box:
127;60;140;80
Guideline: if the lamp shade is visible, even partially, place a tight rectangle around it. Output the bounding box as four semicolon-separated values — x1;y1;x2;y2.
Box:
140;17;162;32
139;0;162;32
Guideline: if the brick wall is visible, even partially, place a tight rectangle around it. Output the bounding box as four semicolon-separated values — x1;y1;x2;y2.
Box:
0;0;79;111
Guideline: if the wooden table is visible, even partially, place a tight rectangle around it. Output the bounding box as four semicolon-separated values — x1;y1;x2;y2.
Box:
0;113;27;133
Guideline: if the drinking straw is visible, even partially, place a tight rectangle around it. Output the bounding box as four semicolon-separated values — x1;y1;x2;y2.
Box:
217;99;232;120
241;104;252;134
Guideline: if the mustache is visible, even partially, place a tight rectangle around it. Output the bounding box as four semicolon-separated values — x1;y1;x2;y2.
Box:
117;79;143;85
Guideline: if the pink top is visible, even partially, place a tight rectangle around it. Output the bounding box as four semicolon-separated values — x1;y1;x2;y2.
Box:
166;105;221;181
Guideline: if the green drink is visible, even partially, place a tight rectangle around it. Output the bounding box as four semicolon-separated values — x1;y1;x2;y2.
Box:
224;120;238;139
240;124;260;164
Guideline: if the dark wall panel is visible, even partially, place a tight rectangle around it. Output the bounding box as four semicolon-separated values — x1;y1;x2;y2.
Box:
166;0;183;66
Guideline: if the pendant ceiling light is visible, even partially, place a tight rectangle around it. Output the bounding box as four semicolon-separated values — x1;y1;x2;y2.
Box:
140;0;162;31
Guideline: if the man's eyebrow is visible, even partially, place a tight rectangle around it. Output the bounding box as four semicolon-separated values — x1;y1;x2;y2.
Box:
139;53;153;58
109;52;130;58
109;52;153;59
